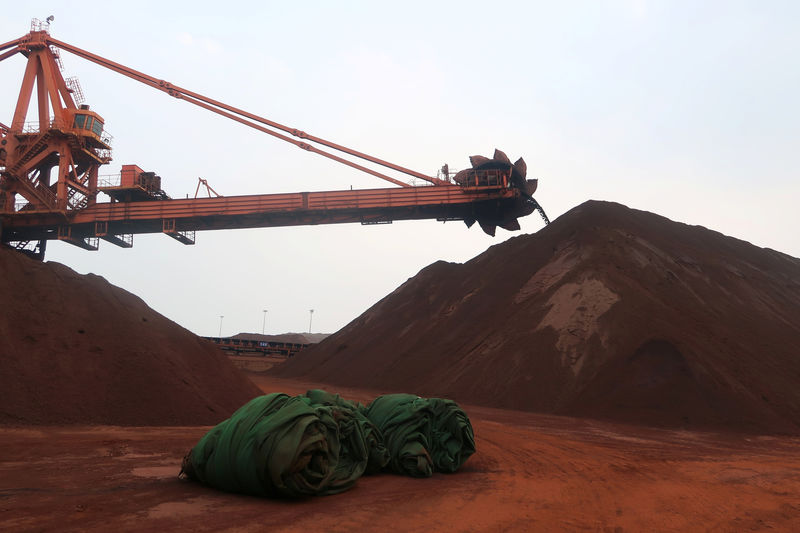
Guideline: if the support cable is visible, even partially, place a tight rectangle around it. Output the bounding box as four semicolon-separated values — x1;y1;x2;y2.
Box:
45;36;446;187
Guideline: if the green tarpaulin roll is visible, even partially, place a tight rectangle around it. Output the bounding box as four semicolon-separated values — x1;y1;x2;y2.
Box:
303;389;390;474
181;390;474;497
364;393;435;477
426;398;477;473
364;394;476;477
183;392;370;497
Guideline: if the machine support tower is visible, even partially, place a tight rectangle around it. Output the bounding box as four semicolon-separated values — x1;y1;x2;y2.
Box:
1;25;113;257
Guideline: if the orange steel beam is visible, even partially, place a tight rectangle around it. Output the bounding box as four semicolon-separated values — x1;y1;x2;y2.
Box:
0;47;21;63
175;92;412;188
0;36;24;53
44;36;448;187
2;185;527;243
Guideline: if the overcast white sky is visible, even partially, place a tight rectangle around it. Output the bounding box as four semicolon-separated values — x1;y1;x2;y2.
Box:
2;1;798;336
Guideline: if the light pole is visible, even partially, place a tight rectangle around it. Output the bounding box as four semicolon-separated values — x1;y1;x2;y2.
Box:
308;309;314;333
262;309;268;335
218;315;224;337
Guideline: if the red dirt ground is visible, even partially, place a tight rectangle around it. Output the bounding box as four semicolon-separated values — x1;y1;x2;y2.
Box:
2;373;799;532
274;201;800;434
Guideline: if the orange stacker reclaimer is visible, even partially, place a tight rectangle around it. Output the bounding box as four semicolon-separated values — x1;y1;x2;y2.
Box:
0;19;549;260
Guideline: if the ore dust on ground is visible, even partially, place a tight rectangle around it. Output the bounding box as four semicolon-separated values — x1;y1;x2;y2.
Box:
2;373;800;532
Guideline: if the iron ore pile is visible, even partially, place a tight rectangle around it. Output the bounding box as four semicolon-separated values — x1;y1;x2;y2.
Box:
274;200;800;434
2;199;799;436
0;246;260;425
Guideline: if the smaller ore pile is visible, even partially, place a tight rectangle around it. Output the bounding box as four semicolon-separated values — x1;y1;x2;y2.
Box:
0;246;260;425
181;390;475;497
274;201;800;434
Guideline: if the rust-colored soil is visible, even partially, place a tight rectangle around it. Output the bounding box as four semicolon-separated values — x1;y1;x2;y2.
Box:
2;374;799;532
0;247;260;426
274;201;800;434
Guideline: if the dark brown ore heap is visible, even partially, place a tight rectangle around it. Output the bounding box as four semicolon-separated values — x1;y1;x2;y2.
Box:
274;201;800;433
0;247;261;425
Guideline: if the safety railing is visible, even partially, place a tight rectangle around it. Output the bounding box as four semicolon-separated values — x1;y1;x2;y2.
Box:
30;18;51;33
436;164;460;184
17;119;113;147
12;189;57;212
408;177;437;187
50;46;64;70
98;174;121;188
455;168;509;188
19;118;68;134
177;229;195;242
65;76;85;105
34;182;58;208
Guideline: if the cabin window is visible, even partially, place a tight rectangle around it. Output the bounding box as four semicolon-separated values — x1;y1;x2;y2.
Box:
91;119;103;136
73;114;86;128
84;116;94;131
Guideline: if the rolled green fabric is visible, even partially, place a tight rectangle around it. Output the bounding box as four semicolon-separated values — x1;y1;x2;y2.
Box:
427;398;476;473
181;390;474;497
364;394;435;477
364;394;475;477
303;389;390;474
184;393;352;497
